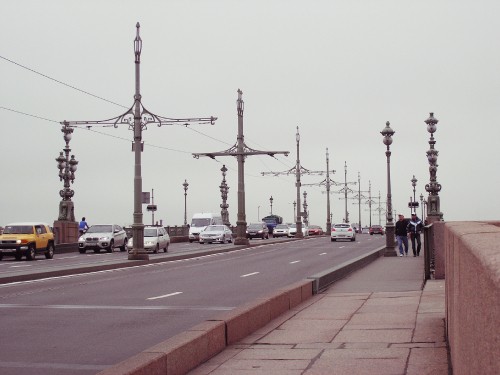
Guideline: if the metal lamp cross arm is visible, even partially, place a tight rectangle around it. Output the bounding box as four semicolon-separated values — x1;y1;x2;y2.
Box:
194;143;288;160
61;103;216;130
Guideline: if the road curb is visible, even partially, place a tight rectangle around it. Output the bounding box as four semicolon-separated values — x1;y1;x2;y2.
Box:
96;244;386;375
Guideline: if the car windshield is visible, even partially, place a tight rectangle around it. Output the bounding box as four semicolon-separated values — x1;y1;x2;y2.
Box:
248;224;263;230
87;225;112;233
334;224;350;228
289;224;297;229
144;228;158;237
275;224;288;229
191;218;211;227
3;225;33;234
205;225;225;232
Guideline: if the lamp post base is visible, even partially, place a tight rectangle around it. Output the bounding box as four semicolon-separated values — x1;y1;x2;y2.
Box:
128;251;149;261
384;225;397;256
234;237;250;246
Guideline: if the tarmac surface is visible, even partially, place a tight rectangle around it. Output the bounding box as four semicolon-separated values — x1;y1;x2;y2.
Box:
189;254;449;375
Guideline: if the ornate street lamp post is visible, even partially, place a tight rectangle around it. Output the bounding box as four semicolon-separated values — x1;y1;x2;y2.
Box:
420;193;425;222
424;112;443;222
220;165;230;226
411;175;418;215
182;179;189;226
292;201;296;223
61;24;216;260
269;196;273;215
303;191;309;227
54;124;79;243
381;121;396;255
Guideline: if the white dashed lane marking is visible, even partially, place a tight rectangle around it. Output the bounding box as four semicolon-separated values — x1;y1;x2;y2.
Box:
240;272;259;278
289;260;301;264
147;292;183;300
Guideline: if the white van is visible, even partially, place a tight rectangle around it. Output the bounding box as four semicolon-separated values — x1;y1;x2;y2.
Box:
189;213;223;242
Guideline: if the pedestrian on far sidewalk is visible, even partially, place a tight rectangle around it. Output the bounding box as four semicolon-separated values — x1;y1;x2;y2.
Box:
395;213;409;257
407;213;424;256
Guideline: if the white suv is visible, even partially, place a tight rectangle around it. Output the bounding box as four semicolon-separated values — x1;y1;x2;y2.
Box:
78;224;127;253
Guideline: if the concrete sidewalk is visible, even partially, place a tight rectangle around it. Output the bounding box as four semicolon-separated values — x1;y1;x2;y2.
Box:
190;255;448;375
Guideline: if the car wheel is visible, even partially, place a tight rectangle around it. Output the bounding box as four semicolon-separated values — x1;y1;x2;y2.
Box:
228;236;232;243
331;238;336;242
221;235;225;244
154;244;159;254
370;233;373;235
79;248;86;254
164;243;169;253
189;239;193;243
94;249;100;253
351;237;355;242
106;240;114;253
119;238;127;252
26;244;36;261
45;243;55;259
0;253;3;261
14;249;23;260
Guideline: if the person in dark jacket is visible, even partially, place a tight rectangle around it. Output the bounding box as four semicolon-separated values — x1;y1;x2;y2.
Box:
395;213;409;257
407;213;424;256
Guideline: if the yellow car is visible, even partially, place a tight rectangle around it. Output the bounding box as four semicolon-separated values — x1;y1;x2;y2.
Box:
0;222;55;261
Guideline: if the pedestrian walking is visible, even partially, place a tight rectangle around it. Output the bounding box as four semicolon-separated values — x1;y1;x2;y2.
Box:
79;217;89;235
407;213;424;256
395;213;409;257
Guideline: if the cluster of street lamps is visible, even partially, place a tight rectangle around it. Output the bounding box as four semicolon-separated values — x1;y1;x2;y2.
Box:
380;113;443;256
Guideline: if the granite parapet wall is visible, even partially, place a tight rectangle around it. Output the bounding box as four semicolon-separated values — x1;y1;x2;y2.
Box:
445;221;500;375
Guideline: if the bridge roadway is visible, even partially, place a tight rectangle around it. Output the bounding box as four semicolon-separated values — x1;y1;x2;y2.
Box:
0;235;385;375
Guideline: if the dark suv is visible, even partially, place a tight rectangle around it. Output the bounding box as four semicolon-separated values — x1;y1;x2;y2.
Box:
369;225;385;235
246;223;269;239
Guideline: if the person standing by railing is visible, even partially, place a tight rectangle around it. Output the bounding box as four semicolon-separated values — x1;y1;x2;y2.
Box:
407;213;424;256
395;213;409;257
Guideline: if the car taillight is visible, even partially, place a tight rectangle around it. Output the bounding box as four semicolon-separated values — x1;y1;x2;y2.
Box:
348;228;352;232
331;228;336;232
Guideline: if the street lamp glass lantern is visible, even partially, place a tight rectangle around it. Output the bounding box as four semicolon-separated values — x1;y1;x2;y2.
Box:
134;22;142;57
381;121;395;146
411;175;417;187
69;155;78;172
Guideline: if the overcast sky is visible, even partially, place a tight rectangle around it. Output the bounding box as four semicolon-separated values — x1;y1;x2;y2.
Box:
1;0;499;229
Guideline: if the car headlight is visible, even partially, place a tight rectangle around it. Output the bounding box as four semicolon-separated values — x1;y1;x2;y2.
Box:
100;236;110;241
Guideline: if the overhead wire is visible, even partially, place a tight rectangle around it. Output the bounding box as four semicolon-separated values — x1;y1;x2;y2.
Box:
0;54;293;178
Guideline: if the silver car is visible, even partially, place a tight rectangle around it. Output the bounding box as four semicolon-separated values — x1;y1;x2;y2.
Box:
126;226;170;253
199;225;233;244
273;224;290;237
78;224;127;253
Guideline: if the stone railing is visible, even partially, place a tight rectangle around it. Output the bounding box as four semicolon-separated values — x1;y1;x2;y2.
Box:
443;221;499;375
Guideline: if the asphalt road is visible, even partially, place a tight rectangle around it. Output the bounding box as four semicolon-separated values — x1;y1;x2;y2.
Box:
0;235;385;375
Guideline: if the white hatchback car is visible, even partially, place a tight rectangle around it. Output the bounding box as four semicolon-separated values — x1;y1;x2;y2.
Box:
330;223;356;242
126;226;170;253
